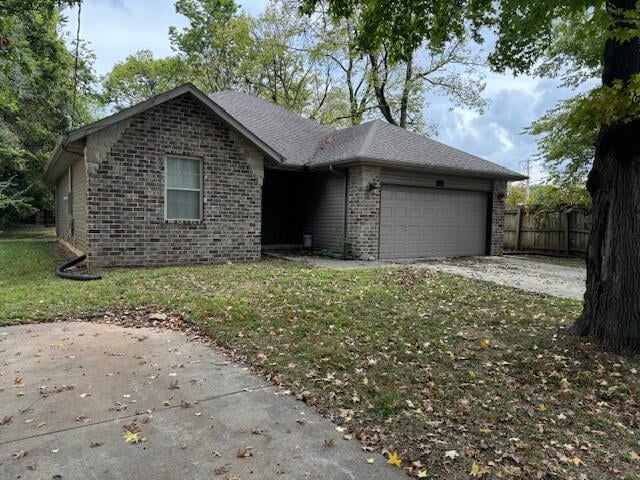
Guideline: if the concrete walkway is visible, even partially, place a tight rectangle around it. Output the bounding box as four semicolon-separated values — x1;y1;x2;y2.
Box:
0;322;405;479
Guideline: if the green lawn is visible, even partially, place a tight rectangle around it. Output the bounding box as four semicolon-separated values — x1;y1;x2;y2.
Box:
1;239;638;479
0;224;55;241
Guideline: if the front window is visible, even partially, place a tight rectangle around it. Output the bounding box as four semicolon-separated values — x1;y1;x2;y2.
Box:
165;156;202;220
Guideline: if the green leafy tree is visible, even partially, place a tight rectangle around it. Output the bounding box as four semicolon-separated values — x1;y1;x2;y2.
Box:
506;182;591;211
244;0;322;114
526;97;596;185
0;0;96;223
304;6;375;126
308;0;640;351
525;13;603;186
169;0;253;93
101;50;190;110
367;37;486;133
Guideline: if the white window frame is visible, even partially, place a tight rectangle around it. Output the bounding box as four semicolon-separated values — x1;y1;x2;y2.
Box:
164;155;203;221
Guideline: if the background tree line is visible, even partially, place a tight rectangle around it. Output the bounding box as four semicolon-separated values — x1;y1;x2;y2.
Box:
2;0;596;224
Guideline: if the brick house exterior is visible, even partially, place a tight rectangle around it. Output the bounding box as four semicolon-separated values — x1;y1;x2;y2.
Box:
84;95;262;268
45;84;524;268
346;166;381;260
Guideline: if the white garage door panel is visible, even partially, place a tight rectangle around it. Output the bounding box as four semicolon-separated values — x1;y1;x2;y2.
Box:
380;185;487;259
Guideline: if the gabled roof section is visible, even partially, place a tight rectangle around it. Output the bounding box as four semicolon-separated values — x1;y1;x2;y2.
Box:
46;84;526;183
210;91;333;165
44;83;283;183
311;120;526;180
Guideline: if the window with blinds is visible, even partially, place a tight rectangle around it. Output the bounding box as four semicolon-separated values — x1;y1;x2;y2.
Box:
165;156;202;220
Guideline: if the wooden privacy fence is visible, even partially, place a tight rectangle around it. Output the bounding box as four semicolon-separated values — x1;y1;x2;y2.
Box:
504;207;591;256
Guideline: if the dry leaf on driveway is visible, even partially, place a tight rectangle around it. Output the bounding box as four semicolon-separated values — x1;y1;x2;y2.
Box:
236;447;253;458
122;430;145;444
12;450;27;459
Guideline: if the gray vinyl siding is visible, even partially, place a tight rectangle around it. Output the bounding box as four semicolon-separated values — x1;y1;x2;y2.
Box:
54;158;87;253
303;172;346;254
380;168;492;192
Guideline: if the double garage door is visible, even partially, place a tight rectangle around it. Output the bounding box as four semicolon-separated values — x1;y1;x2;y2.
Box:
380;185;488;259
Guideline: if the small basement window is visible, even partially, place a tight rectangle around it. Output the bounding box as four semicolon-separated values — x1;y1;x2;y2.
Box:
165;156;202;221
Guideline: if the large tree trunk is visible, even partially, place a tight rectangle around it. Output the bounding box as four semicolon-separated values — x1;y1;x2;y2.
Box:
572;0;640;351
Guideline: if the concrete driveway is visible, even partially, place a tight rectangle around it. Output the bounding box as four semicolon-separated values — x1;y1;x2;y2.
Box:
423;256;585;300
0;322;405;480
275;253;585;300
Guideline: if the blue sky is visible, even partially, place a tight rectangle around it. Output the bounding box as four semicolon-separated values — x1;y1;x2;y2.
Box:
61;0;579;181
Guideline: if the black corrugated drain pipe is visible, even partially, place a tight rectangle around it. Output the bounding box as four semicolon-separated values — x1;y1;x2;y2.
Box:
55;255;101;281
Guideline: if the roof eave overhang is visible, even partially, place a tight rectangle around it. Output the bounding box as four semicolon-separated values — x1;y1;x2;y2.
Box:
308;157;528;181
44;83;284;183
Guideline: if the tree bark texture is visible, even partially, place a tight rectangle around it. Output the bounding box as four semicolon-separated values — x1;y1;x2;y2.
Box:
573;0;640;351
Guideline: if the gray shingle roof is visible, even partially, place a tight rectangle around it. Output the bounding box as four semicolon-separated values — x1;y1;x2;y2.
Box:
210;91;524;180
210;91;333;165
311;120;524;179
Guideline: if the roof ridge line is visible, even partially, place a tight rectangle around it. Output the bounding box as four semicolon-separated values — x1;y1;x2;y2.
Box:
358;120;380;158
211;90;333;133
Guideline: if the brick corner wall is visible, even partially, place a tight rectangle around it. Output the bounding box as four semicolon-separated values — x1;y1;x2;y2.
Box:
84;93;262;268
346;166;381;260
489;179;507;256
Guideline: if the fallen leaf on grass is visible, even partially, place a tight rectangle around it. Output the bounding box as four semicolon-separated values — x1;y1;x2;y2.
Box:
387;451;401;467
444;450;459;460
12;449;27;459
470;462;489;477
629;451;640;462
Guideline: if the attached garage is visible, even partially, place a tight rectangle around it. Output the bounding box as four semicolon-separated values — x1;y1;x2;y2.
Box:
379;185;488;259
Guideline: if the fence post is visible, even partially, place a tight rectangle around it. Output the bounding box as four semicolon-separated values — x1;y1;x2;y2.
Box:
563;211;570;254
514;205;522;251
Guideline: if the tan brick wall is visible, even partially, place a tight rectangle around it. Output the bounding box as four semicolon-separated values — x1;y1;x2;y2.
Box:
85;93;262;268
346;166;381;260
